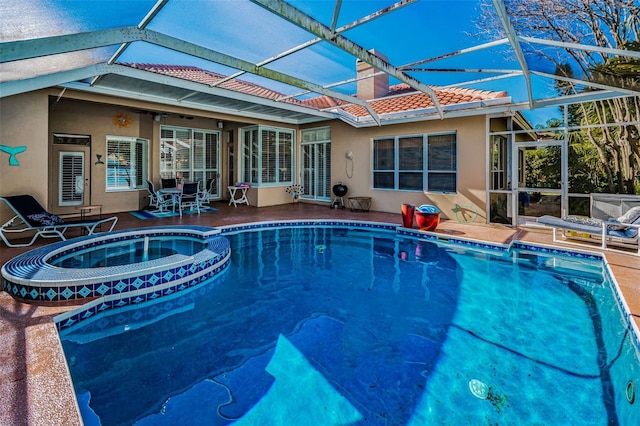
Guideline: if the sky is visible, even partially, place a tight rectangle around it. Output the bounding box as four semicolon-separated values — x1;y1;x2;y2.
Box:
7;0;565;126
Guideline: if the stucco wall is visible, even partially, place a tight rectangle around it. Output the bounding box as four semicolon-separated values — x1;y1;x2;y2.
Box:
0;91;49;224
49;98;149;214
1;90;495;225
311;116;488;222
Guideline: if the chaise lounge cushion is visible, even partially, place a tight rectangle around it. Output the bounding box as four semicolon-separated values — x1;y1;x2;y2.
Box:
27;212;64;226
564;216;602;227
608;206;640;231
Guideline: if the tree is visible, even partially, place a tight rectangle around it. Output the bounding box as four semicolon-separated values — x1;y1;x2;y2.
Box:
478;0;640;194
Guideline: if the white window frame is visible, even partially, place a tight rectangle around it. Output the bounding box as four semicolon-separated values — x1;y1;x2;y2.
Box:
241;125;295;187
106;136;148;192
372;132;457;193
160;126;220;187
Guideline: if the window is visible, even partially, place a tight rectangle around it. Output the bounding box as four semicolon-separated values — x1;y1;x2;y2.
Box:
53;133;91;146
160;126;219;186
372;133;456;192
241;126;294;186
427;133;457;192
106;136;148;191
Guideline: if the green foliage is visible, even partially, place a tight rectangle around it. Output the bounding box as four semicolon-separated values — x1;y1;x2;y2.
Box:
524;146;561;189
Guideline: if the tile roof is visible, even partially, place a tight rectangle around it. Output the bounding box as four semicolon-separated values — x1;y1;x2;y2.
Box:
336;84;508;117
122;64;508;118
124;63;302;105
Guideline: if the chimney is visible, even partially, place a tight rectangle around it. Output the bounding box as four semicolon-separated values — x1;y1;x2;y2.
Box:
356;50;389;100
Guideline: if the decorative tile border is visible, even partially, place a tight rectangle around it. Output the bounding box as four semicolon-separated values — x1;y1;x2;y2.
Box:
1;226;229;304
55;258;229;332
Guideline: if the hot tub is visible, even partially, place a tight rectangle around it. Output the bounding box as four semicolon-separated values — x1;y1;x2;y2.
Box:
1;226;231;306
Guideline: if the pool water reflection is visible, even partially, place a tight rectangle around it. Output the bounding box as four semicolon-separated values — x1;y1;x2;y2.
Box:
59;226;640;425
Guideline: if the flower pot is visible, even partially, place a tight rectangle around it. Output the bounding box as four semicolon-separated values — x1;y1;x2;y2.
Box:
415;205;441;231
401;204;415;228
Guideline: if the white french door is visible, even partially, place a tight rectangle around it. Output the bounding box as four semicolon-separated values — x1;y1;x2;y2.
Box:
160;126;220;198
301;142;331;200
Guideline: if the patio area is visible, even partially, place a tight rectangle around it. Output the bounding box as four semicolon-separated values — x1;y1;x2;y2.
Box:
1;202;639;425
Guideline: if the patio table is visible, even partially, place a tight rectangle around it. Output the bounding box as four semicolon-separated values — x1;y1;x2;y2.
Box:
158;188;182;212
228;186;250;207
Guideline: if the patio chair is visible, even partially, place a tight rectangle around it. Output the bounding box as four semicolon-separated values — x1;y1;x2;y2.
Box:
537;206;640;255
201;178;216;205
161;178;177;189
146;180;172;213
0;195;118;247
178;182;200;217
146;180;160;208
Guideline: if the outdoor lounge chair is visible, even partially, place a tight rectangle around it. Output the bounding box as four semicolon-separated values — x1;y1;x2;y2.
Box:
0;195;118;247
537;206;640;255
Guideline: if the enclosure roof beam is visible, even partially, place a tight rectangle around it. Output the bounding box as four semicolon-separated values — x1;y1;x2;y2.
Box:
250;0;444;119
490;0;534;109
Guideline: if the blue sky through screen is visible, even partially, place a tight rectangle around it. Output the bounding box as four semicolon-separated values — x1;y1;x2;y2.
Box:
24;0;562;126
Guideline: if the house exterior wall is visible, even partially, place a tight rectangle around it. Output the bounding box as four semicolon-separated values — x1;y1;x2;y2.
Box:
310;115;488;221
0;91;49;222
1;90;494;229
48;97;147;214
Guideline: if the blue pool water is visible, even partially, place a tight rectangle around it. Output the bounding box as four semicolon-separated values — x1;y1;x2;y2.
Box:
49;236;206;268
59;226;640;425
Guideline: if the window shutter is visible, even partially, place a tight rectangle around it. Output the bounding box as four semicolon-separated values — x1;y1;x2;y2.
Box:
278;131;292;182
302;144;315;197
262;129;276;183
134;139;145;188
59;151;84;206
175;128;191;181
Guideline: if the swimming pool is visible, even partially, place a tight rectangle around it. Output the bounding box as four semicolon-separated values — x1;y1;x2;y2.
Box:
58;223;640;425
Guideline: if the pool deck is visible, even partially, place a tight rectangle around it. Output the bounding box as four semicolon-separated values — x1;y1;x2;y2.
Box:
1;201;639;425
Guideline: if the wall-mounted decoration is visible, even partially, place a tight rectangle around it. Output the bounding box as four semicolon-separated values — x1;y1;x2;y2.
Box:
112;113;133;128
0;145;27;166
95;154;104;165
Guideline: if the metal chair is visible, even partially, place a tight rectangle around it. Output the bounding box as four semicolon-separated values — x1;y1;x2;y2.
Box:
198;178;216;206
161;178;177;189
178;181;200;217
146;180;159;208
